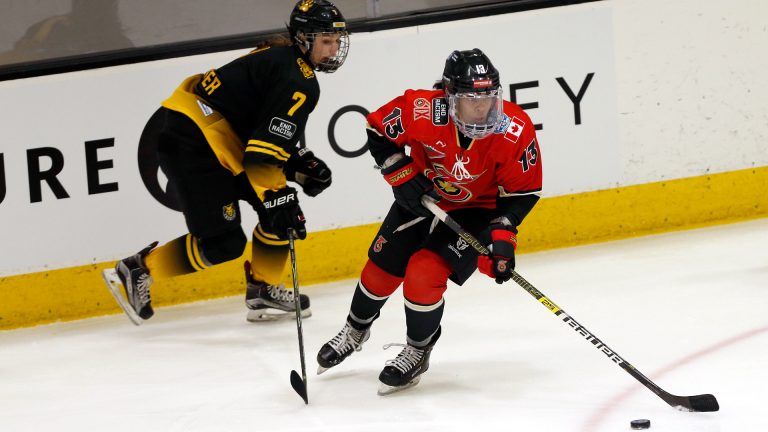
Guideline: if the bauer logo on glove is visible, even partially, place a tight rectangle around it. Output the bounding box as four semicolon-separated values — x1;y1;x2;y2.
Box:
261;187;307;240
263;190;297;208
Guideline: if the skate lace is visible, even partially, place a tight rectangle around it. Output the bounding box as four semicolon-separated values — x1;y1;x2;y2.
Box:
329;324;366;354
267;284;295;303
383;343;424;373
136;273;153;304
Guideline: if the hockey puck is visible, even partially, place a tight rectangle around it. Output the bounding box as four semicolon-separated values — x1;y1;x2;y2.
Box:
630;419;651;429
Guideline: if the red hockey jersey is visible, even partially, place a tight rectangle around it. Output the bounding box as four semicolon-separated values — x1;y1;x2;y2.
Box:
367;88;542;213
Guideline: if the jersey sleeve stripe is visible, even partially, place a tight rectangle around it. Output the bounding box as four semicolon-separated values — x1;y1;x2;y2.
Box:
498;187;543;197
247;140;291;160
245;146;290;162
366;123;384;136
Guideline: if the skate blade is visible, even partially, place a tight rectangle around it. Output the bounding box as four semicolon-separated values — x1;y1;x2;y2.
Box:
246;307;312;322
317;365;329;375
377;376;421;396
101;269;143;326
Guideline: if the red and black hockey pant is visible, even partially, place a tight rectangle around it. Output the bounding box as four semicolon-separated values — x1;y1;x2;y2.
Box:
347;202;493;347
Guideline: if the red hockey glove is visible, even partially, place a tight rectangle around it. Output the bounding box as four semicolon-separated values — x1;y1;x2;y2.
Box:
380;156;440;217
477;223;517;284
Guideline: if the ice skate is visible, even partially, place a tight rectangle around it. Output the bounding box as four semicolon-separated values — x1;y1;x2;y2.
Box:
378;327;441;395
316;321;371;374
243;261;310;322
101;241;158;326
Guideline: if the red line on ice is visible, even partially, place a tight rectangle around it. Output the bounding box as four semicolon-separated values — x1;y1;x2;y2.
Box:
581;324;768;432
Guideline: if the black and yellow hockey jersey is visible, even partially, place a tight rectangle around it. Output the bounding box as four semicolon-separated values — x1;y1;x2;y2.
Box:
161;43;320;198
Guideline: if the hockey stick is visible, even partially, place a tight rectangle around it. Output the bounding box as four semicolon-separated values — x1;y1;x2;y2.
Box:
287;229;309;404
420;196;719;412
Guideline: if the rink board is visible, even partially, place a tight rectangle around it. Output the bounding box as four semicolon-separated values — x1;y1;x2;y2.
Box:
2;166;766;329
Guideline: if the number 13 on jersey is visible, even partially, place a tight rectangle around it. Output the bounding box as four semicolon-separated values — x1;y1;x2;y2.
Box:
518;139;539;172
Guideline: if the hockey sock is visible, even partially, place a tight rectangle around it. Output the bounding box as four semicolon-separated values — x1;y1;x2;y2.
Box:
144;234;207;278
348;260;402;329
402;249;451;345
250;224;289;286
145;230;247;279
404;298;444;347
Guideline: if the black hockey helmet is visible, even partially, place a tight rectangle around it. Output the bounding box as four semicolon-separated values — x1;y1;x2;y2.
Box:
442;49;504;139
442;48;501;95
288;0;349;72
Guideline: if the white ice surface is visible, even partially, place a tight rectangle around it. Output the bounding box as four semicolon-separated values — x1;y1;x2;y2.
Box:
1;218;767;432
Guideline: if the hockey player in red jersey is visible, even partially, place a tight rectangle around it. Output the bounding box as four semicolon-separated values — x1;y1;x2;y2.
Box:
317;48;542;394
102;0;349;325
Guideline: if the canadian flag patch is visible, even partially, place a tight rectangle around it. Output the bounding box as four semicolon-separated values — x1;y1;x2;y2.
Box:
504;116;525;143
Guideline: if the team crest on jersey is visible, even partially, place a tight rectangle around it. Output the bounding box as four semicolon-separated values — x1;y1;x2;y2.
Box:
269;117;297;139
503;116;525;143
431;97;449;125
413;98;430;120
222;203;237;221
434;178;462;196
425;160;486;203
296;58;315;79
373;235;387;253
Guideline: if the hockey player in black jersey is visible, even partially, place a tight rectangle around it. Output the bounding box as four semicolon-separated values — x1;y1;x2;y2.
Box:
102;0;349;325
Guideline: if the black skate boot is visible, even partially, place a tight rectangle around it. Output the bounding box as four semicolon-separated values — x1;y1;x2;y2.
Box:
243;261;310;322
101;241;158;326
378;326;442;395
317;320;371;374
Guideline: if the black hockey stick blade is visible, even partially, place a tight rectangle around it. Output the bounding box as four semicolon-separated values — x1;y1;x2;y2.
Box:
669;393;719;412
290;370;308;404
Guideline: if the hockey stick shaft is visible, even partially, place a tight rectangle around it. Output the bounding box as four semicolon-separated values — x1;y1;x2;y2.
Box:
420;196;718;412
288;229;308;404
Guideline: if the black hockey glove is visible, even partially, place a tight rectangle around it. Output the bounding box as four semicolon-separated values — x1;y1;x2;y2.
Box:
284;148;332;197
477;223;517;284
380;156;440;218
260;187;307;240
